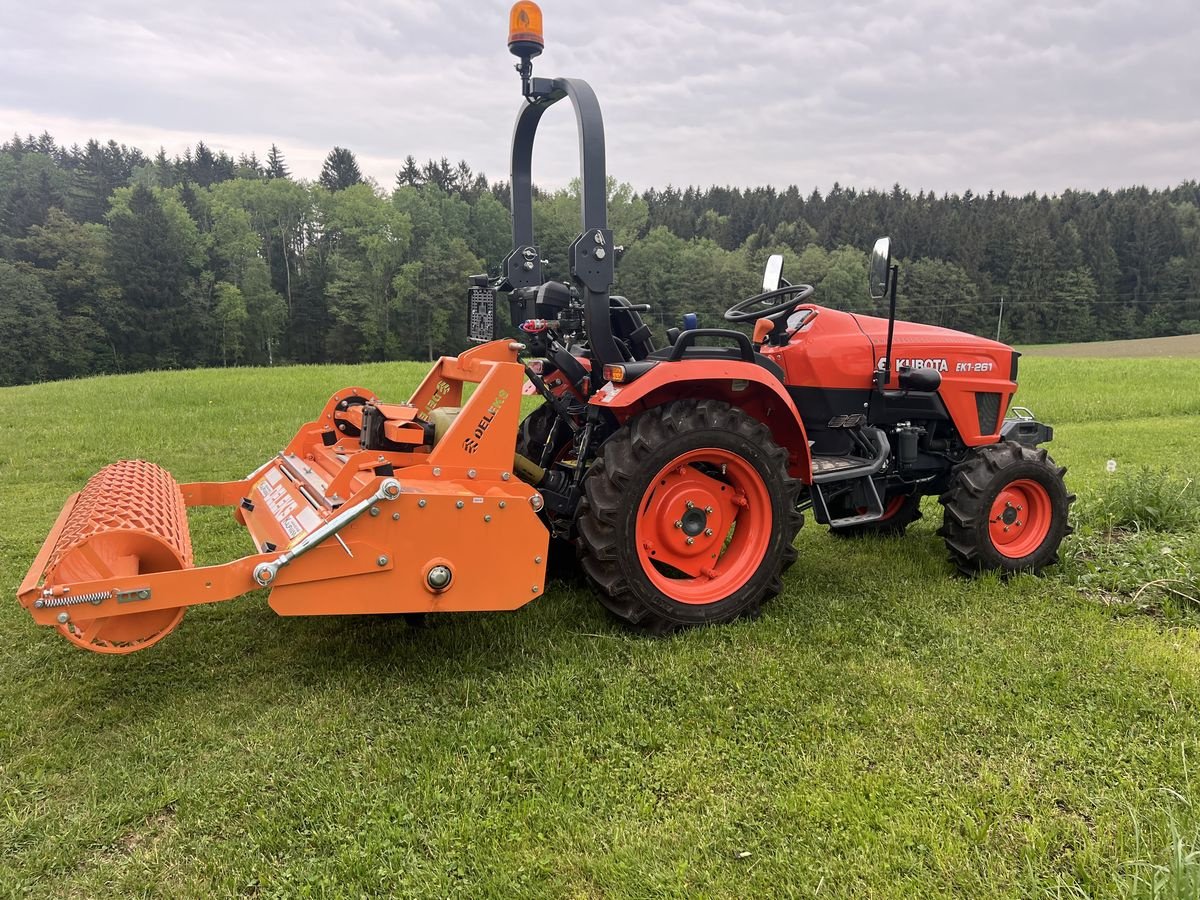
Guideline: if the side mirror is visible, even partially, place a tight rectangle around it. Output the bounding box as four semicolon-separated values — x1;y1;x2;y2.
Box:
868;237;892;301
762;254;784;292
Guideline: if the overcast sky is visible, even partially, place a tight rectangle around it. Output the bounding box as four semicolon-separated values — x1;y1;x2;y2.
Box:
2;0;1197;196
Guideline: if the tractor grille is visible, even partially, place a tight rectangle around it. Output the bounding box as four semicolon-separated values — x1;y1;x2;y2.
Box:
976;392;1002;435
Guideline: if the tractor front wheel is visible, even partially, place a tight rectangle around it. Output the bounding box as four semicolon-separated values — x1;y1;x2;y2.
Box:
577;399;802;633
938;441;1074;575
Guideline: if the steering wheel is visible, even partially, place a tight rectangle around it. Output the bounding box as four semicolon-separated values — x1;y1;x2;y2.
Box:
723;284;815;323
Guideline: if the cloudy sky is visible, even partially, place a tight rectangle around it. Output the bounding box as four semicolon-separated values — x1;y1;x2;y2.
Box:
2;0;1197;195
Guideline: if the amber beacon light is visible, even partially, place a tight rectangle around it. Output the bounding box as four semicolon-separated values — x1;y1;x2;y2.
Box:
508;1;544;58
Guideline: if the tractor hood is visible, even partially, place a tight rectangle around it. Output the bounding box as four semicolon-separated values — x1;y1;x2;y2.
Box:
850;311;1016;379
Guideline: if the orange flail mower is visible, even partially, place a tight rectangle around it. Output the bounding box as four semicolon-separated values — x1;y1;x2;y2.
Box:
19;4;1073;654
20;343;549;653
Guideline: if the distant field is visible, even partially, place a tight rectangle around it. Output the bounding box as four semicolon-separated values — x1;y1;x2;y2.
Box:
1;358;1199;897
1021;333;1200;357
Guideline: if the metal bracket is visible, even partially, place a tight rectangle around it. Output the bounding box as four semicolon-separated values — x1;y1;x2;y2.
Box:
253;478;401;587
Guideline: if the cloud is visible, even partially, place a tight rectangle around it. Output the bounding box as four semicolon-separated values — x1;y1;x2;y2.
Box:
2;0;1197;194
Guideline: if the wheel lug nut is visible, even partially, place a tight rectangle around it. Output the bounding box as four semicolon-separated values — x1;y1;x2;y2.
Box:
686;537;695;545
674;520;683;529
704;506;713;514
685;500;694;510
704;528;713;537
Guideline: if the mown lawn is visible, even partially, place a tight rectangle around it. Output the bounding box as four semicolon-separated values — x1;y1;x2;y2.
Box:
1;356;1199;898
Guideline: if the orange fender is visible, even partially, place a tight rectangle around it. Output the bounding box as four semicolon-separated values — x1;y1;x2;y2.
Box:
589;360;812;481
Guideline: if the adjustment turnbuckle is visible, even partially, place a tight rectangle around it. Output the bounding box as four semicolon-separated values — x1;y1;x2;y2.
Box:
253;478;402;587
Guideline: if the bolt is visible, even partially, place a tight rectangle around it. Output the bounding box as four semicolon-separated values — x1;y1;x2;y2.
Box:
392;512;400;521
1017;505;1024;511
418;499;427;508
704;528;713;537
686;537;695;545
377;556;389;567
530;494;544;511
594;247;606;260
704;506;713;514
34;600;44;609
427;565;452;589
338;423;346;432
1015;519;1023;527
433;467;441;476
499;501;507;509
535;556;543;564
523;260;534;271
532;585;540;593
456;500;465;509
674;520;683;529
686;500;695;510
501;472;511;481
370;506;380;517
484;515;492;523
57;612;71;624
468;469;477;479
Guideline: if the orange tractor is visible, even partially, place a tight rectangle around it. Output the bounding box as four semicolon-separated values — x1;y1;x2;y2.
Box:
17;3;1072;653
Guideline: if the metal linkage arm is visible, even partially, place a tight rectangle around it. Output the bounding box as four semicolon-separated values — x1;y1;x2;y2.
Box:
253;478;402;587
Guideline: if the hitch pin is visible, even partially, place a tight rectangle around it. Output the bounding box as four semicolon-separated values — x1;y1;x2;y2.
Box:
334;534;353;557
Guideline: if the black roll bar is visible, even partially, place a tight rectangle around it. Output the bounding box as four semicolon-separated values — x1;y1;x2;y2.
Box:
502;76;622;370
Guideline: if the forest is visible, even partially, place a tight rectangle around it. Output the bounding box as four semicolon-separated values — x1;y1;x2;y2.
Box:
0;133;1197;386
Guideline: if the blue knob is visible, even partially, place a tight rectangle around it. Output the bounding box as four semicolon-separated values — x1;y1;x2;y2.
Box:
682;313;698;331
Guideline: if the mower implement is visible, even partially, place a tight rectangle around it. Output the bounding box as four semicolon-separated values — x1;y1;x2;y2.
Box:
18;341;549;653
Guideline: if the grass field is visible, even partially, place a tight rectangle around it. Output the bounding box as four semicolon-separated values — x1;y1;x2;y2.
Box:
2;352;1199;898
1020;333;1200;358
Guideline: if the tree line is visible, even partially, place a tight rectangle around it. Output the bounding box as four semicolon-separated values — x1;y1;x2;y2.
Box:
0;133;1196;386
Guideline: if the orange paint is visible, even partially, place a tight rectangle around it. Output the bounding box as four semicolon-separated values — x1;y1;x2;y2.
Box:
18;340;549;653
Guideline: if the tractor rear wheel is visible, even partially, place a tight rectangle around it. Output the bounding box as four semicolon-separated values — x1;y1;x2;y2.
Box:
829;489;923;538
938;441;1074;575
577;399;802;634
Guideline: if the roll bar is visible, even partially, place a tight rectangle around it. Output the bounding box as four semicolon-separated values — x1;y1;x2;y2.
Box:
500;76;622;370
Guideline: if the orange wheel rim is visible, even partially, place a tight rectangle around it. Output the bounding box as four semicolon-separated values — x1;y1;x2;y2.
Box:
634;448;772;605
988;478;1052;559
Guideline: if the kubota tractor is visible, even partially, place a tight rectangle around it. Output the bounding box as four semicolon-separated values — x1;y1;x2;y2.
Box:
16;2;1072;652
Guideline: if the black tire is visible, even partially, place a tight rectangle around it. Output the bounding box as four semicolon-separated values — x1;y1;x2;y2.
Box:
937;441;1074;576
576;399;803;634
516;404;582;580
829;489;923;538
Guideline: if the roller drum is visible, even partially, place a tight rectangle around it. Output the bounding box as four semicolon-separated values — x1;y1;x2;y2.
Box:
43;459;192;653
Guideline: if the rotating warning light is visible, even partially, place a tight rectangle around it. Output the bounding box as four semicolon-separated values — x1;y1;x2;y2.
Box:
508;2;544;58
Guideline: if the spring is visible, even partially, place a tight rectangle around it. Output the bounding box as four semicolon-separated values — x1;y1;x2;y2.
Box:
37;590;111;609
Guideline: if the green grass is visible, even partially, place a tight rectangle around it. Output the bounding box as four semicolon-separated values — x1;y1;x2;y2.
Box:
2;356;1199;898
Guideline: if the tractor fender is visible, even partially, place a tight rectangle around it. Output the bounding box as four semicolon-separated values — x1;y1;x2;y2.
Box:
590;359;812;481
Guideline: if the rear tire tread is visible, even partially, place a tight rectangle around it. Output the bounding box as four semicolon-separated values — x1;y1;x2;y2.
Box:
577;399;802;635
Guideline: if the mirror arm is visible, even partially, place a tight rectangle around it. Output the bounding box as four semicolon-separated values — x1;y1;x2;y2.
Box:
875;263;900;388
